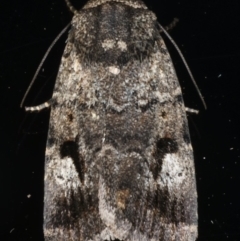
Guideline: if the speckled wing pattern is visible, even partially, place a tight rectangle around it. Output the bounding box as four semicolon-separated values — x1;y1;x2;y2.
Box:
43;0;198;240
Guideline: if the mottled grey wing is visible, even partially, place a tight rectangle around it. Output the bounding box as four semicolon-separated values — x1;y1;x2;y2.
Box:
43;0;198;240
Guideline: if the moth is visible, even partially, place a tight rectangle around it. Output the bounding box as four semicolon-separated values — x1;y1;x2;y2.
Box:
26;0;199;240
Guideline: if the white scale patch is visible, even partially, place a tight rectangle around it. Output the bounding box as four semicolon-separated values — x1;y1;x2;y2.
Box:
50;157;81;191
91;111;100;120
102;39;127;52
156;92;173;103
102;39;115;50
108;65;120;75
73;58;82;72
117;40;127;51
160;153;186;190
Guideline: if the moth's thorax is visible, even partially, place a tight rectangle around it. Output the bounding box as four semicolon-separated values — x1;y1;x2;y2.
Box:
71;1;157;65
83;0;147;9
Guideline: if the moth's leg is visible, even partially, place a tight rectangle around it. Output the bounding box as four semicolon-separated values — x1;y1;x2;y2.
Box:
25;99;53;112
164;18;179;31
185;107;199;114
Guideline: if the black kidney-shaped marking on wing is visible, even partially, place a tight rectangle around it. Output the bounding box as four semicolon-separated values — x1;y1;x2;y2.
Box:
60;137;85;183
151;138;179;180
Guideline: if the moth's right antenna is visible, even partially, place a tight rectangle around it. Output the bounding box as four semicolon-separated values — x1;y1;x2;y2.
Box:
158;23;207;110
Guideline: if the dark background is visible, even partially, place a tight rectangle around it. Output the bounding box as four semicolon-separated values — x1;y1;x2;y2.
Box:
1;0;240;240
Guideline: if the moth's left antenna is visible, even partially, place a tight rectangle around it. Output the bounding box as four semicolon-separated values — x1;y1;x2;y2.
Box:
20;23;71;108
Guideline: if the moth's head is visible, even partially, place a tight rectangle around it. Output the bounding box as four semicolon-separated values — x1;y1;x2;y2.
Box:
83;0;146;9
65;0;147;13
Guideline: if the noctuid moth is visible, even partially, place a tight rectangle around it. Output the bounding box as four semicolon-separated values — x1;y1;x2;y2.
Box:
26;0;199;240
